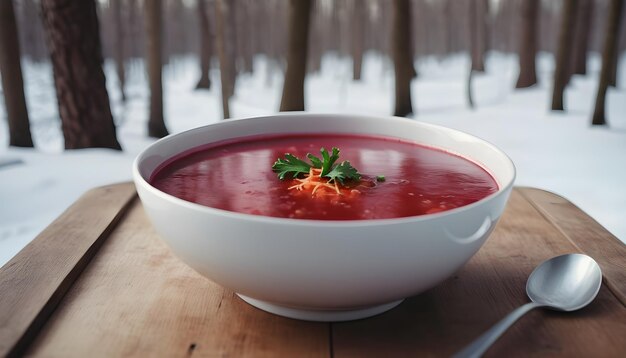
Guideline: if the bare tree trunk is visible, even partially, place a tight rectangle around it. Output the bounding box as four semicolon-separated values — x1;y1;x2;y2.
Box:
482;0;490;60
571;0;592;75
410;1;418;79
551;0;578;111
235;0;253;74
306;0;322;74
244;1;255;74
264;0;286;87
41;0;121;150
506;1;520;56
212;0;237;99
416;0;430;57
443;0;452;56
128;0;139;59
21;0;48;62
144;0;168;137
196;0;212;90
0;0;34;147
225;0;238;96
279;0;312;112
516;0;540;88
164;0;186;64
592;0;624;125
470;0;488;73
608;46;619;87
352;0;364;81
215;0;231;118
112;0;126;101
392;0;414;117
468;0;476;109
539;1;559;55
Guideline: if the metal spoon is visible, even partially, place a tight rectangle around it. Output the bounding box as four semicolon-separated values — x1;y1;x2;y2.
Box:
454;253;602;358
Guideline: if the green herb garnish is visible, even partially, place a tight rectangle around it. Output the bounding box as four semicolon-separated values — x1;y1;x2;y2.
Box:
272;154;312;180
272;147;361;185
326;161;361;184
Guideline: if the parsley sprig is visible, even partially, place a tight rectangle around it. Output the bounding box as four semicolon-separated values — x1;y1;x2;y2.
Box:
272;154;311;180
272;147;361;185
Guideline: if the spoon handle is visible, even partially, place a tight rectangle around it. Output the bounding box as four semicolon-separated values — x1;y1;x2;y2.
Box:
453;302;542;358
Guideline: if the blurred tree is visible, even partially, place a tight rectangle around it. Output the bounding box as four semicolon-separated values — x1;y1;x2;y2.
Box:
352;0;364;81
571;0;593;76
372;0;391;60
608;60;617;87
21;0;48;62
307;0;322;74
127;0;142;60
112;0;126;101
443;0;452;57
551;0;578;111
261;0;286;87
165;0;187;64
492;0;515;54
607;0;624;88
516;0;539;88
592;0;624;125
279;0;312;111
468;0;475;108
225;0;238;96
608;43;619;87
392;0;414;117
0;0;34;147
196;0;212;90
215;0;232;118
40;0;121;150
144;0;168;137
235;0;253;74
468;0;489;108
470;0;488;73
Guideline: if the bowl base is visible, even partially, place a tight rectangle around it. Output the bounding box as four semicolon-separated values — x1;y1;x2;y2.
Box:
237;294;404;322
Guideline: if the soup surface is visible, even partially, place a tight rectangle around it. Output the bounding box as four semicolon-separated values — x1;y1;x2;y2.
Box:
150;134;498;220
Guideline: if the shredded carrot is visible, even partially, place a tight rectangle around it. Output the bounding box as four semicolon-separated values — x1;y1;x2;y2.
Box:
288;168;341;196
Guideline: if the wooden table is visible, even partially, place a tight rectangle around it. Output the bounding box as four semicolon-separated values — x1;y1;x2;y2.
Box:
1;183;625;357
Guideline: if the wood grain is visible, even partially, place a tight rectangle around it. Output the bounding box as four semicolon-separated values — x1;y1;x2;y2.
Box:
25;199;329;357
331;190;626;357
0;182;136;357
519;187;626;306
2;185;625;357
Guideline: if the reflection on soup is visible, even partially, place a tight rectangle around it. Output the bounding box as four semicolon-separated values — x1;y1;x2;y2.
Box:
150;134;498;220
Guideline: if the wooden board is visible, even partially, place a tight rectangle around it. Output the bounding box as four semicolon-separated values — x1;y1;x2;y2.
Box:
331;189;626;357
0;183;136;358
1;184;625;357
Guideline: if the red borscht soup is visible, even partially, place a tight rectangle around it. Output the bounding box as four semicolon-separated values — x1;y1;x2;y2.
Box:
150;134;498;220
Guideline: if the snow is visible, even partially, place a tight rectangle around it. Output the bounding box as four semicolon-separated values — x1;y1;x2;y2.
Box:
1;52;625;267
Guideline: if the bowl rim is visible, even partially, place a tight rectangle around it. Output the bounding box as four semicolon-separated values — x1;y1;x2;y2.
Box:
133;113;516;227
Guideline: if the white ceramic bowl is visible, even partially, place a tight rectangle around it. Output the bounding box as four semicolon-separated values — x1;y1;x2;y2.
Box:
133;113;515;321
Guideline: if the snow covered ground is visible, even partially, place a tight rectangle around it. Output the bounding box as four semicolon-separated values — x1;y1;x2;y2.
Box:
1;52;625;266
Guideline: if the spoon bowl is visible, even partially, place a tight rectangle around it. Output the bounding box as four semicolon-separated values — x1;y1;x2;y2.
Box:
455;253;602;358
527;253;603;311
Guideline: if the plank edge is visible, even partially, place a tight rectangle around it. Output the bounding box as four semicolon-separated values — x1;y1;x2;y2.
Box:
517;187;626;308
0;182;137;357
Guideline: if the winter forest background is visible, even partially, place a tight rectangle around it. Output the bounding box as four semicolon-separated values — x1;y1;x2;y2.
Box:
1;0;625;265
